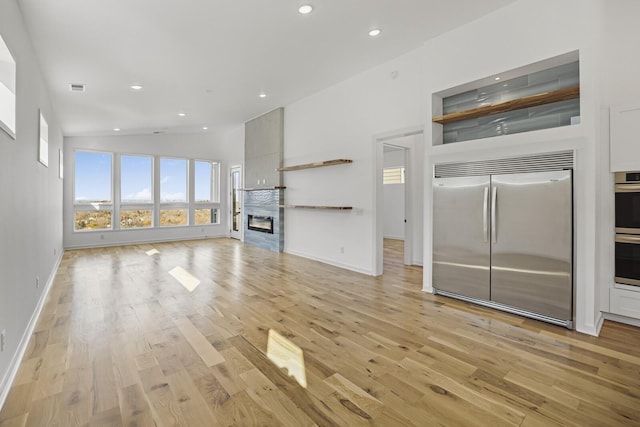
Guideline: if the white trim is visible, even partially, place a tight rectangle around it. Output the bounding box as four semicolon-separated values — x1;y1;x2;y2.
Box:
64;233;228;250
0;251;63;410
383;235;404;240
575;310;603;337
285;248;373;276
229;165;243;240
602;311;640;329
373;125;424;276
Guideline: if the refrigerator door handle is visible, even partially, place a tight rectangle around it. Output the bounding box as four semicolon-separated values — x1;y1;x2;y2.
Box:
483;187;489;243
491;186;497;243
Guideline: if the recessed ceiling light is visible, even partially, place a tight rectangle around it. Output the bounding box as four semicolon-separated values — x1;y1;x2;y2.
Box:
202;126;208;130
368;28;382;37
178;112;186;117
130;84;143;90
259;92;267;98
114;128;120;132
298;4;313;14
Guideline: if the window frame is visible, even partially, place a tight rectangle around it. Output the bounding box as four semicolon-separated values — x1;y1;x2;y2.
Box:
118;153;155;229
383;167;405;185
73;149;114;232
193;159;221;225
159;156;189;227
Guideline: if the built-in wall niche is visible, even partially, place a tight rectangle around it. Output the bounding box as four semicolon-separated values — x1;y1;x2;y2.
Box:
0;34;16;139
38;111;49;166
432;51;580;145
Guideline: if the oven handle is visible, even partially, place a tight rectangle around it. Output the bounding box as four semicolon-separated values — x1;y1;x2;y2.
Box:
616;184;640;192
616;234;640;244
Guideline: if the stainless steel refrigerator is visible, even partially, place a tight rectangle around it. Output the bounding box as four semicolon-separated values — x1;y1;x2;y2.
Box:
433;168;573;327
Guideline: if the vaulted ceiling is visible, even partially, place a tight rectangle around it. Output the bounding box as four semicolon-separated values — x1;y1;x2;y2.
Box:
17;0;516;136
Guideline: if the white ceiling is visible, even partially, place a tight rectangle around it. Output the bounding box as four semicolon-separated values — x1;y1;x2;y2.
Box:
17;0;516;137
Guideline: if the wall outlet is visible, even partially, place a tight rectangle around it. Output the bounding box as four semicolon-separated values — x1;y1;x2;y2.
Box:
36;276;40;289
54;248;57;256
100;234;105;240
340;246;345;254
1;330;5;352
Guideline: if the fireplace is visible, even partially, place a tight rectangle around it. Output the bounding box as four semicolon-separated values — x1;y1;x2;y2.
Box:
248;215;274;234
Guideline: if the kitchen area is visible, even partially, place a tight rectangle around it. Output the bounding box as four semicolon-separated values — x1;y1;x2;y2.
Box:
426;48;640;335
609;105;640;322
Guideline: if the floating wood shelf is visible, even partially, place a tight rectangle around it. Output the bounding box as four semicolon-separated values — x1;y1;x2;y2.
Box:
277;159;353;172
279;205;353;210
432;85;580;125
240;186;286;191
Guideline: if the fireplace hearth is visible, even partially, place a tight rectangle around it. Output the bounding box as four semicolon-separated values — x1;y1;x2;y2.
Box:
248;215;274;234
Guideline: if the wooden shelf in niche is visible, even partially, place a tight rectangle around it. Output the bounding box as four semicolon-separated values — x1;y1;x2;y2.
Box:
240;186;286;191
432;85;580;125
277;159;352;172
279;205;352;210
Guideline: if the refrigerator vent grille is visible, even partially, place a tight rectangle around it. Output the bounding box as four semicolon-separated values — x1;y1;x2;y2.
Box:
434;150;573;178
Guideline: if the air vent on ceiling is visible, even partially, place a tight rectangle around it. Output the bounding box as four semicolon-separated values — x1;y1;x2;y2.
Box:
153;131;163;134
69;83;86;92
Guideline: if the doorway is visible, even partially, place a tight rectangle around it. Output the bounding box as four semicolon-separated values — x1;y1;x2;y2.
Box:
382;144;408;266
230;165;242;240
373;127;424;276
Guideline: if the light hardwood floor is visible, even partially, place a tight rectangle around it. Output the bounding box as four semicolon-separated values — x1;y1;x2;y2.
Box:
1;238;639;426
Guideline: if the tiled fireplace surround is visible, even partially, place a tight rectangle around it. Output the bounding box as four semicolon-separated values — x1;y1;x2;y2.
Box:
244;189;284;252
243;107;284;252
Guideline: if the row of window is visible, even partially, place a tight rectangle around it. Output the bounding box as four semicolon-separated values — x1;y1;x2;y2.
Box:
73;151;221;232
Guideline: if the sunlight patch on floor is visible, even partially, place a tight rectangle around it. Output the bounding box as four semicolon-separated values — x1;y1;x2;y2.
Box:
267;329;307;388
169;266;200;292
146;248;159;256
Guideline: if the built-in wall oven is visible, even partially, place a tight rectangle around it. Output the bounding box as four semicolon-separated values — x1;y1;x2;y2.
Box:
615;172;640;286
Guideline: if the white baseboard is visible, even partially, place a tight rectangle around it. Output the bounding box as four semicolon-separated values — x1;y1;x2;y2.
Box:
575;312;604;337
0;251;63;411
383;235;404;240
284;249;373;276
602;311;640;328
595;311;605;335
64;233;227;250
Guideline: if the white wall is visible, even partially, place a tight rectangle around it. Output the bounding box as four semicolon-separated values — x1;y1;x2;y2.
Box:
0;0;64;403
64;129;243;249
383;149;405;240
422;0;605;335
283;48;425;274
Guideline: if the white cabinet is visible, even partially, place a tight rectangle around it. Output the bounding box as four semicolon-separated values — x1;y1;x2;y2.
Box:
610;104;640;172
610;285;640;320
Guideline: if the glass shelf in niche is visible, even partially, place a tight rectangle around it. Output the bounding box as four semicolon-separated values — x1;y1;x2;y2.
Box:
438;60;580;144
